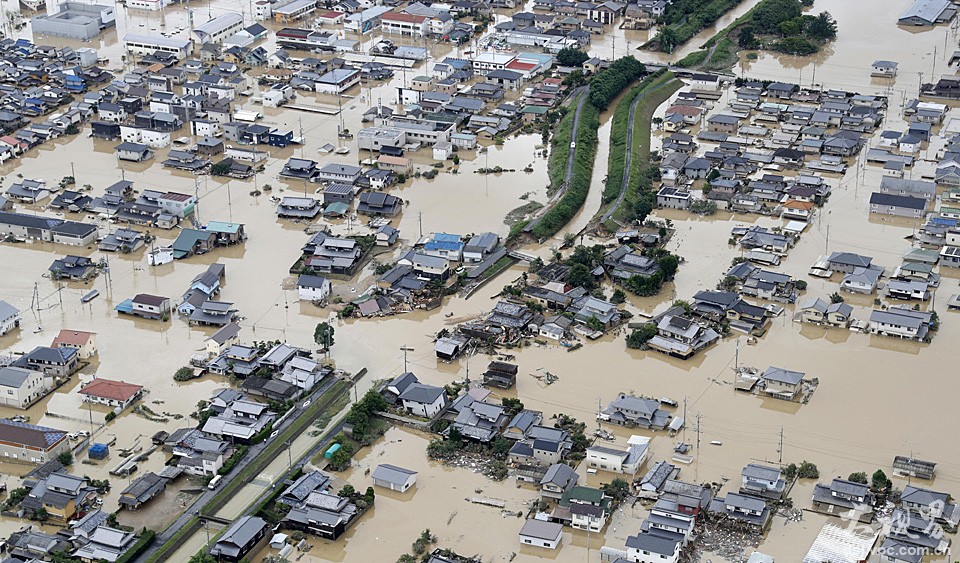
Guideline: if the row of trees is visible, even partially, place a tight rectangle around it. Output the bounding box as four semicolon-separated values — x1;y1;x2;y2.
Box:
588;57;646;111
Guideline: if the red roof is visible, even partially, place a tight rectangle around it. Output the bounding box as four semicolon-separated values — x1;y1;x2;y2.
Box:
318;10;344;18
79;378;143;402
783;199;814;210
160;191;193;202
52;330;95;347
382;11;427;23
506;60;537;71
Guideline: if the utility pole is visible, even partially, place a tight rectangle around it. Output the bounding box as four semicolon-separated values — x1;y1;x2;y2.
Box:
193;177;200;225
682;397;687;440
734;338;740;371
400;346;414;372
418;211;423;238
932;46;938;81
299;117;304;158
695;414;701;452
778;426;783;464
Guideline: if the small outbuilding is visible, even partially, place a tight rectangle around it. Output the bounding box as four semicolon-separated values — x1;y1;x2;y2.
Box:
371;463;417;492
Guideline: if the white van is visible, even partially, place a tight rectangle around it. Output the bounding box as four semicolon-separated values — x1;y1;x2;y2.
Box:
208;475;223;490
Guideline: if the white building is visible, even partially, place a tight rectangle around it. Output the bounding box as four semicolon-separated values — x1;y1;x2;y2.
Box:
625;534;682;563
124;34;193;60
381;11;428;37
585;436;648;477
472;52;516;75
126;0;171;10
519;519;563;550
296;274;332;302
399;383;447;417
194;13;244;44
0;300;21;336
315;68;361;94
371;463;418;491
0;367;46;409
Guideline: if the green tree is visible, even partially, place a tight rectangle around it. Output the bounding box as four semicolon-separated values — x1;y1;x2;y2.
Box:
848;472;868;484
586;316;605;333
774;36;818;55
871;469;892;491
601;478;631;502
563;69;586;88
797;461;819;479
328;446;352;470
657;254;679;281
501;397;524;415
830;292;844;304
657;27;678;52
188;554;217;563
58;451;73;466
556;47;589;67
611;289;626;304
738;26;759;49
806;11;837;41
626;324;657;349
173;366;194;381
778;19;801;36
491;437;512;457
210;160;232;176
339;484;357;498
566;263;595;290
313;322;335;348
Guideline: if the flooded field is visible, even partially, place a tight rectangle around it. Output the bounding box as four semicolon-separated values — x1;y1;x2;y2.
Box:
0;0;954;560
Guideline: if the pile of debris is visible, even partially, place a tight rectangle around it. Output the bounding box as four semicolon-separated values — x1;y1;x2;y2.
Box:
687;523;763;563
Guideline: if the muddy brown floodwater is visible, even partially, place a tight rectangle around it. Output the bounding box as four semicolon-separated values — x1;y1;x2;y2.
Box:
0;0;955;560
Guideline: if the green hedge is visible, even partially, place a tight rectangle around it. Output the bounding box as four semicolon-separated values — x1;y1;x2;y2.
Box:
115;530;156;563
217;445;249;476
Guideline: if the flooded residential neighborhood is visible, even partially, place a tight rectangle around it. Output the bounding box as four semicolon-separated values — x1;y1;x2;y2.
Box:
0;0;955;561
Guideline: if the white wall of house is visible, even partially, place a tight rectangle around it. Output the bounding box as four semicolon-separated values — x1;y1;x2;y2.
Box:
402;395;445;418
